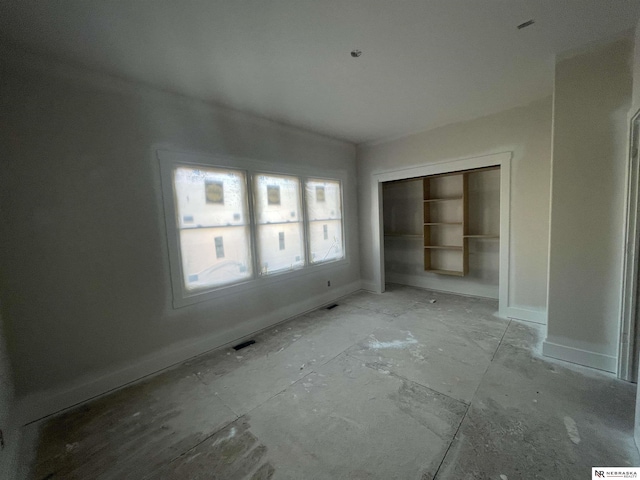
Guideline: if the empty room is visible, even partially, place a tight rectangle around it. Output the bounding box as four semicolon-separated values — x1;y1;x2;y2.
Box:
3;1;640;479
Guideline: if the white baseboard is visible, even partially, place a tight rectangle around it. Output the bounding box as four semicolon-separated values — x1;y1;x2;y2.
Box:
542;337;617;373
15;280;362;426
385;273;499;299
506;306;547;325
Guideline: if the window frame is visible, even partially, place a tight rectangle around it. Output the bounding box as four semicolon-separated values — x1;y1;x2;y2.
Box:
304;177;345;266
172;164;254;292
252;171;307;277
157;149;348;308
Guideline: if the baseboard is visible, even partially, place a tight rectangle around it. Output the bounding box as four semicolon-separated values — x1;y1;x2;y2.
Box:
15;280;362;426
542;337;617;373
385;273;498;299
506;306;547;325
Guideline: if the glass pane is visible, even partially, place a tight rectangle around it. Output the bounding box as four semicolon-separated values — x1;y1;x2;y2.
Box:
174;166;248;228
305;179;342;221
254;174;302;224
309;219;344;263
257;223;305;275
179;226;252;290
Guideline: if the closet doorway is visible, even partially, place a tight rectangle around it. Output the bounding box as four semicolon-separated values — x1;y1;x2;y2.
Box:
370;152;511;318
383;167;500;299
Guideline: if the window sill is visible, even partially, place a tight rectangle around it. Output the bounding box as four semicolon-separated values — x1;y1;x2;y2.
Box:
172;257;349;309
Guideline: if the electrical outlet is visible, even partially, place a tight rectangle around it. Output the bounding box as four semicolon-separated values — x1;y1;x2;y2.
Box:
327;280;331;287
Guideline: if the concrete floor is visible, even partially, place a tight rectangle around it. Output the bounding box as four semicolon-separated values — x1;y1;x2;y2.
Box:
21;285;639;479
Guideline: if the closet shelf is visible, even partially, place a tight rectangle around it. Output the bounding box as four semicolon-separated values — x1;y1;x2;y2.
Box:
464;234;499;239
423;172;469;276
384;233;422;238
423;197;463;203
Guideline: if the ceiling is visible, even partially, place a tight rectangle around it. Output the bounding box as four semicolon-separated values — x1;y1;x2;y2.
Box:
1;0;639;144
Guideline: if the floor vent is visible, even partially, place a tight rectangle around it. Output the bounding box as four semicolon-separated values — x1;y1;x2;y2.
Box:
233;340;256;351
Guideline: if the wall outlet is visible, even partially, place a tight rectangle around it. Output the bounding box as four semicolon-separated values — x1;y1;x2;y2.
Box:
327;280;331;287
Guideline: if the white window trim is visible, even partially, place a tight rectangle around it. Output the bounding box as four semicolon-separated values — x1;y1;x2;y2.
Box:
157;149;349;308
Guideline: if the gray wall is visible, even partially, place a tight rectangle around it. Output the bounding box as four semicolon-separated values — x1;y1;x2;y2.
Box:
0;48;360;419
545;37;633;372
357;97;553;317
627;20;640;451
0;308;17;479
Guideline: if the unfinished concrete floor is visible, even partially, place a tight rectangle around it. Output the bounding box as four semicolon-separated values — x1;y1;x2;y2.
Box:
22;285;639;479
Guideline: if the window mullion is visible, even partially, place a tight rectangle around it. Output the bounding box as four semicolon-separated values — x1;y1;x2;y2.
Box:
246;170;261;280
301;176;311;267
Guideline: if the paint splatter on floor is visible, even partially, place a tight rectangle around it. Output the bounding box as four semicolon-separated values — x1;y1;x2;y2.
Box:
563;416;581;444
368;331;418;349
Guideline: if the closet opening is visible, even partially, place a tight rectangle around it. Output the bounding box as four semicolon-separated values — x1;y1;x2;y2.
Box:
383;167;500;300
370;152;511;317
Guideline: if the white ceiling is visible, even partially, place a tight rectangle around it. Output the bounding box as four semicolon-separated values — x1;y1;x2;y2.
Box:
1;0;639;144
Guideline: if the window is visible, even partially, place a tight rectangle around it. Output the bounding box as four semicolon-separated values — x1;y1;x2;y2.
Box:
254;174;305;275
305;179;344;263
159;150;347;307
172;166;252;290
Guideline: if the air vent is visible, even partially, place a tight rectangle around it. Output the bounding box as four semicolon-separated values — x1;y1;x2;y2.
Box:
517;19;535;30
233;340;255;351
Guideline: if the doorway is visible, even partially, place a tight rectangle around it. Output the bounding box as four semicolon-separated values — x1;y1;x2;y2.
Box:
369;151;512;318
619;109;640;382
382;168;500;299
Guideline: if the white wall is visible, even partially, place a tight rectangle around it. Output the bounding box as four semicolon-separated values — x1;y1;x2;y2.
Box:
627;20;640;451
544;37;633;373
357;97;553;320
0;47;360;423
382;170;500;299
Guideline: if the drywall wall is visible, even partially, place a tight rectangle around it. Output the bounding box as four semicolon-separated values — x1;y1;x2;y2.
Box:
633;22;640;113
0;47;360;422
544;37;633;372
382;170;500;299
0;307;18;479
633;17;640;452
357;97;552;320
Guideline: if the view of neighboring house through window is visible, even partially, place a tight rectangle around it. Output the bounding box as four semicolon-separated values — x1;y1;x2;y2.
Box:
305;179;344;263
173;166;252;290
254;173;305;275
